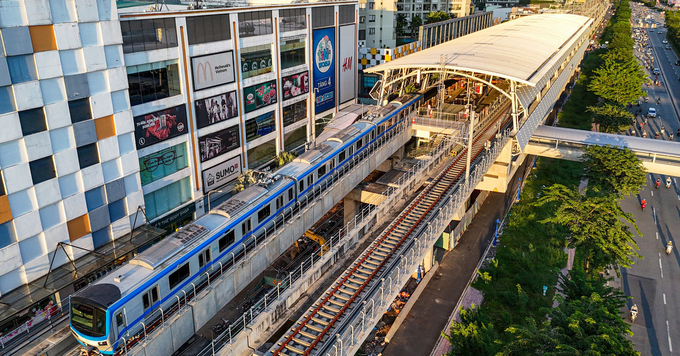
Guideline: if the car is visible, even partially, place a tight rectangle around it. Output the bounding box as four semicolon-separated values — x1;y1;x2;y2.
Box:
653;68;660;75
659;30;663;33
667;45;671;50
648;107;657;118
663;40;668;44
675;59;680;65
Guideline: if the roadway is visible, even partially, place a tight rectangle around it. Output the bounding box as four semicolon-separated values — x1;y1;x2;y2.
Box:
620;4;678;355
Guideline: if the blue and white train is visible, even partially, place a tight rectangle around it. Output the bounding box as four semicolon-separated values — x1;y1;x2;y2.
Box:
69;94;424;354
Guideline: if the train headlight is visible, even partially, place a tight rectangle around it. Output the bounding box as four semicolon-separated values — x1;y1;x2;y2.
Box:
98;341;108;346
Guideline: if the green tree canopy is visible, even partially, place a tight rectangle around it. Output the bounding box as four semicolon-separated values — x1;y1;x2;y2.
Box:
426;11;451;24
409;15;422;36
581;145;647;197
589;54;646;105
587;103;634;133
445;306;499;356
396;13;407;37
536;185;641;273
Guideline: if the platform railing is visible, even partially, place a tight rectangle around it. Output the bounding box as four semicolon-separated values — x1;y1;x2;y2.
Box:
319;127;513;356
192;122;467;356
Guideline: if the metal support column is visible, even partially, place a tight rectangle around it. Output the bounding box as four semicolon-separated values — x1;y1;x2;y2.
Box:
510;80;519;135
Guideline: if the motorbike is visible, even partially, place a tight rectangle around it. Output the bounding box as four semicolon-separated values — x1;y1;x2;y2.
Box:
212;318;230;335
641;199;647;210
631;306;638;323
666;177;672;188
667;242;673;255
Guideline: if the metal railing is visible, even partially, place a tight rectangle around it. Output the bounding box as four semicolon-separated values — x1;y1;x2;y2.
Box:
319;127;513;356
192;124;466;356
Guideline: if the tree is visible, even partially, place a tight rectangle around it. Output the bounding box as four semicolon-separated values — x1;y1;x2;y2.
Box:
536;185;641;273
275;151;297;167
426;11;451;24
396;13;407;37
581;145;647;197
233;170;256;193
445;305;499;356
589;54;646;105
409;16;422;37
587;103;634;133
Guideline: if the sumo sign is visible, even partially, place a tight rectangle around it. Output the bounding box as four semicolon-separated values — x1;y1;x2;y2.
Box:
202;155;242;193
313;27;335;113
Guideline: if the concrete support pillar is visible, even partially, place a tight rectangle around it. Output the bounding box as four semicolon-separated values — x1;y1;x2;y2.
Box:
422;247;434;273
343;198;359;226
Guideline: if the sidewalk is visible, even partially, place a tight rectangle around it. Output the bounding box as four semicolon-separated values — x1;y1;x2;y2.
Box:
382;157;533;356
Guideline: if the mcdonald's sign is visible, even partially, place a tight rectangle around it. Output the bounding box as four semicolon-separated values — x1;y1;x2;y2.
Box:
191;51;235;91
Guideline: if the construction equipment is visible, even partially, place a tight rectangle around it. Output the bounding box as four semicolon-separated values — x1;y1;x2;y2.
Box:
304;230;329;255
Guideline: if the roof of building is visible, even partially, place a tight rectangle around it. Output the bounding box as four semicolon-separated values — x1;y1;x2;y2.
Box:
364;14;592;86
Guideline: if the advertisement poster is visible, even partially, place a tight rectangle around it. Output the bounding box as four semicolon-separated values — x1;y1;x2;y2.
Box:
282;71;309;100
241;48;273;79
244;80;277;113
134;105;188;149
191;51;236;91
202;155;242;193
339;25;356;104
198;125;240;162
245;111;276;142
313;27;336;113
195;91;238;129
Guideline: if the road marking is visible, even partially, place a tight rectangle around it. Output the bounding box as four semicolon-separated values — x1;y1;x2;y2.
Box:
664;293;667;305
667;320;673;353
652;190;654;197
657;232;659;240
659;258;664;278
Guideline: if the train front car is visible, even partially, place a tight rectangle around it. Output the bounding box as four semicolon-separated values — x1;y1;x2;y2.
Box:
70;284;121;353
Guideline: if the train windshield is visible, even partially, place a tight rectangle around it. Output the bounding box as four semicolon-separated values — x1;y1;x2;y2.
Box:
71;302;107;337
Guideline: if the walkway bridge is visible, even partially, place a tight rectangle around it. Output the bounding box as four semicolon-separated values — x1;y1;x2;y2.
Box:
527;125;680;176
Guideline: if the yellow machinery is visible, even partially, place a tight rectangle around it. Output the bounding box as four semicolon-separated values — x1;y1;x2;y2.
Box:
304;230;329;255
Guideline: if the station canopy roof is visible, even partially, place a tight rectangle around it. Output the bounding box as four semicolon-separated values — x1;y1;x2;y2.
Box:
364;14;592;86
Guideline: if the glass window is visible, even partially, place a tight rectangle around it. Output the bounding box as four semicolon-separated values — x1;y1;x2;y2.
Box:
369;28;375;35
77;143;99;169
70;303;106;337
280;38;305;70
245;111;275;142
187;14;230;45
238;11;272;37
241;218;251;235
85;186;106;211
257;205;270;222
168;262;190;289
360;16;365;23
0;86;16;115
143;176;192;220
369;2;375;9
368;15;376;22
127;60;181;106
219;230;235;252
69;99;92;123
108;199;127;222
359;29;366;41
0;222;16;249
139;143;188;186
247;139;276;169
7;55;37;84
240;44;272;79
121;19;178;54
284;125;307;152
18;108;47;136
279;8;306;32
283;99;307;127
29;156;56;185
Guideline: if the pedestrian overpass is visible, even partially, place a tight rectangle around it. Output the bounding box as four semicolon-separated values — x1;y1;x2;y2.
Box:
526;125;680;176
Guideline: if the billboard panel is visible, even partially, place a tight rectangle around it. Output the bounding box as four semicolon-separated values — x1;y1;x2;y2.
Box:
134;105;188;149
313;27;335;113
194;91;238;129
202;155;242;193
282;71;309;100
198;125;240;162
339;25;355;104
243;80;277;113
191;51;236;91
245;111;276;142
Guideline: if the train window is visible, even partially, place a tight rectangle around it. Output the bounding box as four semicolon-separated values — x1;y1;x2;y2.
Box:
258;205;271;222
288;188;294;201
349;147;354;156
242;218;252;235
151;285;159;303
299;180;304;192
199;249;211;268
318;165;326;177
330;160;335;170
143;294;150;310
169;262;190;290
276;195;284;210
339;151;346;162
116;312;124;327
307;175;313;187
371;131;375;141
356;139;362;150
219;230;235;252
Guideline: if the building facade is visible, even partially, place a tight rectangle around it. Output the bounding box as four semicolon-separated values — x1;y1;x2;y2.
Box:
0;1;358;344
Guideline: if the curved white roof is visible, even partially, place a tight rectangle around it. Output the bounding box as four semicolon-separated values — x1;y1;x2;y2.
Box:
364;14;592;86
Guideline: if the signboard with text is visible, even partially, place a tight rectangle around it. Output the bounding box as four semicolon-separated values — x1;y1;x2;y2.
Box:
282;71;309;100
202;155;242;193
198;125;240;162
313;27;335;113
191;51;236;91
243;80;277;113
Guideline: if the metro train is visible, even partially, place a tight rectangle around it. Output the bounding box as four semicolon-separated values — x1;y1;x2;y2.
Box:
69;93;424;354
